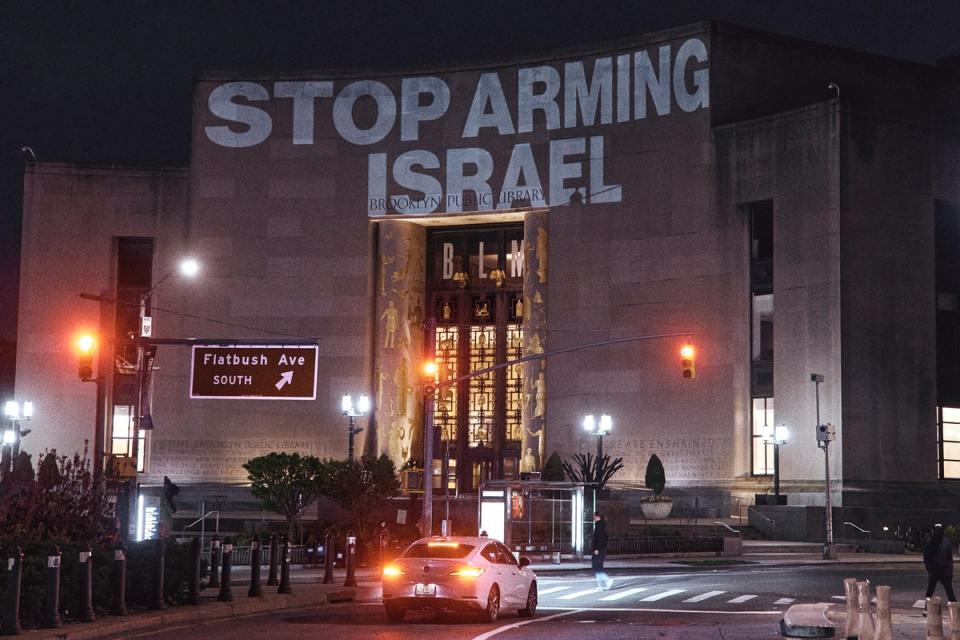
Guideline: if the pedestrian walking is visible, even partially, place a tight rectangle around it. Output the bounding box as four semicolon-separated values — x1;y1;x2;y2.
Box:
591;511;612;591
924;523;956;614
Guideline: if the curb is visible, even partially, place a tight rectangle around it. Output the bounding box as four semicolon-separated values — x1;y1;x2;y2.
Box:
25;587;355;640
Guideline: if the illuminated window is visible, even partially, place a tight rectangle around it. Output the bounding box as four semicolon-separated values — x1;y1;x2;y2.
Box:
468;326;496;447
435;326;459;441
752;397;774;476
505;324;523;442
939;406;960;479
112;405;145;472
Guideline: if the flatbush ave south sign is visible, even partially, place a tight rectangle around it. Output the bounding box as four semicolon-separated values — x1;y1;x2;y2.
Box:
190;345;319;400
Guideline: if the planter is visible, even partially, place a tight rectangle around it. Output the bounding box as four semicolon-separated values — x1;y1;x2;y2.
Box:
640;499;673;519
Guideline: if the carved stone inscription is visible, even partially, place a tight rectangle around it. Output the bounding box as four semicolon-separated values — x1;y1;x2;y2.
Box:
151;438;329;482
603;437;732;484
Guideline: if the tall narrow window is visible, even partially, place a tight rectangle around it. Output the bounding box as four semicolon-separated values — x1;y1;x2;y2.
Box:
752;397;775;475
747;200;774;475
936;201;960;478
114;238;154;471
940;407;960;479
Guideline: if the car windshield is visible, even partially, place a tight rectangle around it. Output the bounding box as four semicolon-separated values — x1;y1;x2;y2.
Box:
403;542;475;559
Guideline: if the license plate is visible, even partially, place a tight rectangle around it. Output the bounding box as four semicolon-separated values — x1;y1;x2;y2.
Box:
415;583;437;597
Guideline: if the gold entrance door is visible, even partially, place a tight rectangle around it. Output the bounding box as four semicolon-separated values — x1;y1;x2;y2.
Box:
428;225;524;492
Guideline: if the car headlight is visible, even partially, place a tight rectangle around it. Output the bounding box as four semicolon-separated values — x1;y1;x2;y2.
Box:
449;566;485;578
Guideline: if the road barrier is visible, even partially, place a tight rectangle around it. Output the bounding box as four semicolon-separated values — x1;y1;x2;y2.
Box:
208;536;221;589
3;548;23;635
78;548;95;623
218;541;234;602
929;596;944;639
43;548;61;629
278;537;292;594
248;535;263;598
151;539;166;611
111;547;127;616
187;537;201;605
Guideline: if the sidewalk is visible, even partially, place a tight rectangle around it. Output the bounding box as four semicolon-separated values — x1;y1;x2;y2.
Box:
17;549;926;639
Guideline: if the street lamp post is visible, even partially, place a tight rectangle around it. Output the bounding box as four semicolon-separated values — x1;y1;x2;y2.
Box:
3;400;33;474
421;359;438;538
340;394;371;462
761;424;789;502
123;258;199;541
811;372;835;560
582;413;612;459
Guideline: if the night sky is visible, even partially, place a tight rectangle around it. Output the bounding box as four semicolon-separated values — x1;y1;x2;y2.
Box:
3;0;960;351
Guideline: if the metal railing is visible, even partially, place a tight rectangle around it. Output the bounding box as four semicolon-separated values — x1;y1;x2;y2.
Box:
202;544;310;566
607;535;722;555
713;521;741;535
748;506;776;539
842;522;871;550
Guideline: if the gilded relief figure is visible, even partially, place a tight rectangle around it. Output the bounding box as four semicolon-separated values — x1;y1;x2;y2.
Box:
441;301;453;321
379;255;395;296
381;300;399;348
533;290;543;305
514;296;523;319
521;447;538;473
533;371;546;418
526;333;544;356
375;365;386;407
408;296;423;324
392;239;412;282
536;228;548;283
395;357;409;416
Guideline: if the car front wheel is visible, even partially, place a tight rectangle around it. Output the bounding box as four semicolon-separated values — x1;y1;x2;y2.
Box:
483;585;500;623
518;582;537;618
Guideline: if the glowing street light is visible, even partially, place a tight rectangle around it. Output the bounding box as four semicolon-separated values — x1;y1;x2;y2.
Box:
583;413;613;459
341;393;371;462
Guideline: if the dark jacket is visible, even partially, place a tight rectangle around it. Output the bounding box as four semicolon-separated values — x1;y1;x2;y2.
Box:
592;519;609;554
924;532;954;577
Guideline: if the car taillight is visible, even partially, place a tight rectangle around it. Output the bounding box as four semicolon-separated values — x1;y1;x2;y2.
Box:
449;566;485;578
383;565;406;577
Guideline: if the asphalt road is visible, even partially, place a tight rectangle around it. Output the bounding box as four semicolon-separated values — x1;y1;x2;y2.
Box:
133;563;936;640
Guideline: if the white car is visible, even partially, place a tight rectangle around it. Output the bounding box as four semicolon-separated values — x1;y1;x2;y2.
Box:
381;536;538;623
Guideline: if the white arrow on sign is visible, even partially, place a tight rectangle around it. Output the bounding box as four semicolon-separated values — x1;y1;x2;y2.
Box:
275;371;294;390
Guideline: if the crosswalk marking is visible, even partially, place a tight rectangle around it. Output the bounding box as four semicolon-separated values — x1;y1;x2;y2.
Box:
727;595;758;604
559;588;601;600
599;587;648;602
683;590;726;603
774;598;795;605
914;600;926;609
539;586;572;595
641;589;686;602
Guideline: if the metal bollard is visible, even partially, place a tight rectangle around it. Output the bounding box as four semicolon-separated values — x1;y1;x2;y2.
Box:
111;547;127;616
248;535;263;597
855;580;874;640
323;533;335;584
151;538;166;610
278;536;292;594
875;585;892;640
929;596;945;640
3;547;23;635
267;534;279;586
947;601;960;640
187;537;201;605
78;548;95;623
218;540;234;602
843;577;858;639
43;547;62;628
208;536;221;588
344;535;357;587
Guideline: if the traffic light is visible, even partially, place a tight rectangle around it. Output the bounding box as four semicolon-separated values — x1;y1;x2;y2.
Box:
77;334;97;381
422;360;438;397
680;344;696;379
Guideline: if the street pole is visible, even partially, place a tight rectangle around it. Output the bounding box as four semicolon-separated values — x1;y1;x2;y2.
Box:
596;434;603;461
773;442;780;500
347;415;356;462
422;391;435;538
812;373;834;559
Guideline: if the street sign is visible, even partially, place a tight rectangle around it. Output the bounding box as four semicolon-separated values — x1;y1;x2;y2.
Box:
190;345;318;400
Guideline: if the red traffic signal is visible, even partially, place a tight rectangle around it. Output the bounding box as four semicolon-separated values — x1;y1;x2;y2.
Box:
680;344;696;379
76;334;97;381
